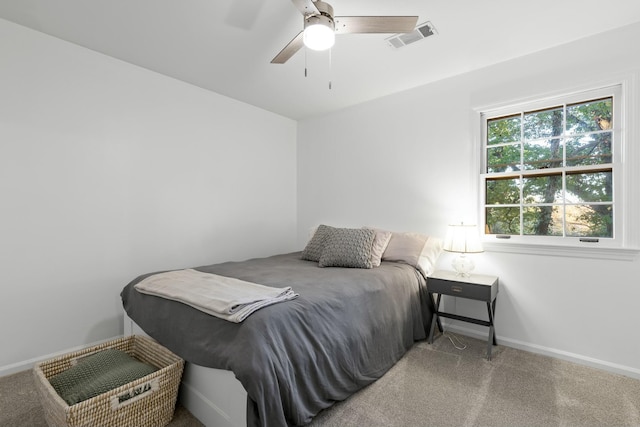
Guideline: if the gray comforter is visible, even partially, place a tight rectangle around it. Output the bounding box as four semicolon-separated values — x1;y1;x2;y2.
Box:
121;252;433;427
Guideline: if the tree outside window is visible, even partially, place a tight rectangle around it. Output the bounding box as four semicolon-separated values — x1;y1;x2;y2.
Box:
482;91;616;241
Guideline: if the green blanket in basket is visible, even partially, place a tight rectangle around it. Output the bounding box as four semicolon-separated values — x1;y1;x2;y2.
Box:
49;348;158;405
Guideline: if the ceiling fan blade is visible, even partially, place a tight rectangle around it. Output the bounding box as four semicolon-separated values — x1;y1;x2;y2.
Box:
290;0;319;16
334;16;418;34
271;31;305;64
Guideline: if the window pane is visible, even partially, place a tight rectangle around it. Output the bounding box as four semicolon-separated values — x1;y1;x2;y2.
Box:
523;138;563;170
487;115;521;145
487;145;521;173
486;178;520;205
523;174;563;204
486;207;520;235
566;98;613;134
482;87;620;244
565;204;613;238
523;205;563;236
565;133;612;166
523;107;563;140
566;171;612;203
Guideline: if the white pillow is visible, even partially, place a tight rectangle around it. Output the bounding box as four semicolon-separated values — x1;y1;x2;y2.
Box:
382;232;443;277
363;227;393;267
417;236;443;277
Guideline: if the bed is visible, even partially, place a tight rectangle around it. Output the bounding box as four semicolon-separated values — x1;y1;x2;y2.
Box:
121;227;442;427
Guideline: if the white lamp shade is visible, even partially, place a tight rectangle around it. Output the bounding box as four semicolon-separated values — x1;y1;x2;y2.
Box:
443;223;484;254
303;16;335;51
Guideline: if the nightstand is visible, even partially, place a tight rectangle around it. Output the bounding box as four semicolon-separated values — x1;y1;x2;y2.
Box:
427;270;499;360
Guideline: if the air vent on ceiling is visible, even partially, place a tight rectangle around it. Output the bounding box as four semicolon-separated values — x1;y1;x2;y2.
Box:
386;21;436;49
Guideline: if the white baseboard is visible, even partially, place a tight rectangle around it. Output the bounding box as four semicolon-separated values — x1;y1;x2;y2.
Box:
0;335;123;378
5;327;640;384
443;323;640;380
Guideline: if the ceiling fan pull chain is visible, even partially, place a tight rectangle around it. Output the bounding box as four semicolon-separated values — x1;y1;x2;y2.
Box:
328;48;332;90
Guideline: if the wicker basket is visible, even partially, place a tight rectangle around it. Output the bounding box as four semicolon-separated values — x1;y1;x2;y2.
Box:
33;335;184;427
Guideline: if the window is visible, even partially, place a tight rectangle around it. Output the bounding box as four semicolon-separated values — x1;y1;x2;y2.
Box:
479;85;627;250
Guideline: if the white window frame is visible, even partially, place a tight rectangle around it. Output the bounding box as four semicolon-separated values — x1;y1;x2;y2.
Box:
473;76;640;260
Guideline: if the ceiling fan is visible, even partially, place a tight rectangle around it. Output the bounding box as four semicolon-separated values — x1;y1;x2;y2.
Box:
271;0;418;64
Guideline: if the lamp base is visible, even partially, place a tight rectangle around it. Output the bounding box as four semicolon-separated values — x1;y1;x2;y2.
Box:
451;254;475;278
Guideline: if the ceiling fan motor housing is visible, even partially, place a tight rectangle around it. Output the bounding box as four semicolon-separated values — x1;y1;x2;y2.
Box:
310;1;334;19
304;1;334;29
304;13;335;31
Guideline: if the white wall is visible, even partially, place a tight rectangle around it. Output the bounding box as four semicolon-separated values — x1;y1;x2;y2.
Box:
0;19;297;373
298;23;640;377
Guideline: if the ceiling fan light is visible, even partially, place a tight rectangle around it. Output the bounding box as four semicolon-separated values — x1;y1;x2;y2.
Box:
303;16;335;51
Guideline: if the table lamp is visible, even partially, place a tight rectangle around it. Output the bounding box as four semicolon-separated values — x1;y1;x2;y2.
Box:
443;223;484;278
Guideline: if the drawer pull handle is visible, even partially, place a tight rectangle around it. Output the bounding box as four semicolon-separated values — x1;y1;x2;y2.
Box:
451;285;463;293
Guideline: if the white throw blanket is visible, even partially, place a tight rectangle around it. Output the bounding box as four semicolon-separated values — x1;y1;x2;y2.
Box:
134;269;298;323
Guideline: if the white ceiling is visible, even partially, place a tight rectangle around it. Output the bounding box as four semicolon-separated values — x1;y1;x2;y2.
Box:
2;0;640;120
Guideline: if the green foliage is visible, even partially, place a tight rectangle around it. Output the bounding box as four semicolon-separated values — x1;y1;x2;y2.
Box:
487;115;520;145
523;107;563;140
567;98;612;134
485;97;614;238
486;207;520;234
487;145;521;172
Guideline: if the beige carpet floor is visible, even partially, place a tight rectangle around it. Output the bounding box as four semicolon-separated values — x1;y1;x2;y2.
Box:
310;335;640;426
2;334;639;426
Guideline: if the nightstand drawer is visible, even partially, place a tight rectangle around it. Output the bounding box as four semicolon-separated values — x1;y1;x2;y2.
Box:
428;278;491;300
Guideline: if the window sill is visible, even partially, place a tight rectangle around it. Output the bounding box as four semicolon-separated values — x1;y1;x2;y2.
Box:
482;241;640;261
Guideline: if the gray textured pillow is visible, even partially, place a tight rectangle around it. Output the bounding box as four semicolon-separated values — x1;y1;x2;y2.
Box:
319;227;376;269
301;224;334;262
